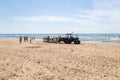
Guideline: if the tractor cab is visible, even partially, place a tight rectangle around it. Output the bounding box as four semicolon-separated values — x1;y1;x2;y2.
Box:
65;33;79;39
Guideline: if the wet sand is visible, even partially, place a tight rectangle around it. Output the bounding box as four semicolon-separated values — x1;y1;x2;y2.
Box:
0;39;120;80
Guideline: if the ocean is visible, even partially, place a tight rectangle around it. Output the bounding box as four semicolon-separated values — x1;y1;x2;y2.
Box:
0;33;120;43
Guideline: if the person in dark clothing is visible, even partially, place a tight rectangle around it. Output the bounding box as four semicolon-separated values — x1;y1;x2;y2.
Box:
19;36;22;44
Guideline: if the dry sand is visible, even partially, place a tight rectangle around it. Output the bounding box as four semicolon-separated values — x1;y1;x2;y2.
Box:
0;39;120;80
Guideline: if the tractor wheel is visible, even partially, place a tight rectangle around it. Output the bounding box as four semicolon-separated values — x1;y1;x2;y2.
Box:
74;40;80;44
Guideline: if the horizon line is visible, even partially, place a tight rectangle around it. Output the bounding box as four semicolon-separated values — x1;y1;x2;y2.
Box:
0;32;120;34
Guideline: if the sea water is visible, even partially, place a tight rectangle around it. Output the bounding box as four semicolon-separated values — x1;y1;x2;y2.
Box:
0;33;120;43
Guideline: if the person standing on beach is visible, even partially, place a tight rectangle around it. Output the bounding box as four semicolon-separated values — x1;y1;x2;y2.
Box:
19;36;22;44
29;38;32;43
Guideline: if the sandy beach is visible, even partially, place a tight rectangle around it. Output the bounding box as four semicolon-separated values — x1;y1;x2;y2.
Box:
0;39;120;80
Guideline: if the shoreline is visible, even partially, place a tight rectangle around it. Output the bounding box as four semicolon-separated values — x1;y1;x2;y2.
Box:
0;33;120;44
0;38;120;45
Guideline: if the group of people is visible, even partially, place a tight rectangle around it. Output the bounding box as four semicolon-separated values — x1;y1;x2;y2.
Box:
19;36;35;44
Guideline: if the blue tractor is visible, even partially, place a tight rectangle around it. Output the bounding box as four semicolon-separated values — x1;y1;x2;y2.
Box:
58;33;81;44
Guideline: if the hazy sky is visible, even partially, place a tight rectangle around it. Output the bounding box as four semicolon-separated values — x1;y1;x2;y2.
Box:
0;0;120;33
